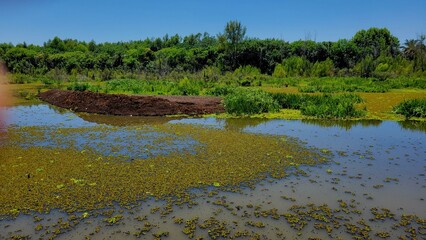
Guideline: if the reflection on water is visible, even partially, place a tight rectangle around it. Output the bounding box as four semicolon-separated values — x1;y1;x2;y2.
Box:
398;120;426;133
2;104;95;128
301;119;382;130
78;112;178;126
6;104;424;133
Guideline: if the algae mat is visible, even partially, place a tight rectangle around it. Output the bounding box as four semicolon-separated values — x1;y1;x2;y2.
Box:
0;123;326;217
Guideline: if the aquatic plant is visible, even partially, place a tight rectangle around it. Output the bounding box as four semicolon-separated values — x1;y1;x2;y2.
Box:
272;93;365;118
0;123;326;217
393;98;426;119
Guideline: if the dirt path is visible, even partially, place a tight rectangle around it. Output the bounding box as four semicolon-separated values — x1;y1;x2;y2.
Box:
39;90;224;116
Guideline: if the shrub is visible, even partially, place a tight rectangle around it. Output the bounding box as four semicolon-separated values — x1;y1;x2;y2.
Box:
67;82;89;91
224;89;280;115
393;99;426;119
272;64;286;78
176;77;201;95
311;58;335;77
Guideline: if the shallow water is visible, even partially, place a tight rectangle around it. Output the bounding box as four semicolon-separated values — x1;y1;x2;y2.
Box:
0;104;425;239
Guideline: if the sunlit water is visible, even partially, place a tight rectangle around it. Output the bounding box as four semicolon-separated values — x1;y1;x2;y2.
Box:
1;104;425;239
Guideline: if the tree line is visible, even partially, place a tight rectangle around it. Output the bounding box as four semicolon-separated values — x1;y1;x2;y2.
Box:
0;21;425;82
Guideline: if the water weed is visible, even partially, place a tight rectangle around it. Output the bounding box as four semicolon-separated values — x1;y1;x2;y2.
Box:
393;98;426;119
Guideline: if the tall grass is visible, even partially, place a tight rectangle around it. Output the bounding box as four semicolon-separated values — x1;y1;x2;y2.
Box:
224;89;280;115
393;99;426;119
272;93;365;119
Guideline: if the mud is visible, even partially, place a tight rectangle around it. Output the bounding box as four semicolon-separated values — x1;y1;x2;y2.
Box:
38;89;224;116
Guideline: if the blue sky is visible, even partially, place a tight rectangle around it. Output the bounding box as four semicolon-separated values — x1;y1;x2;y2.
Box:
1;0;425;45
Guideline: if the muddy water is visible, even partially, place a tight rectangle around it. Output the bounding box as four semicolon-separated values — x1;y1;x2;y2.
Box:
0;104;425;240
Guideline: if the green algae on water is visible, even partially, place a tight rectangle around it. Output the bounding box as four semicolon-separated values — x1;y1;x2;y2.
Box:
0;123;327;217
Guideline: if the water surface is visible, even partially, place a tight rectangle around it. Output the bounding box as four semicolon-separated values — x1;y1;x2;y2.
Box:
1;104;425;240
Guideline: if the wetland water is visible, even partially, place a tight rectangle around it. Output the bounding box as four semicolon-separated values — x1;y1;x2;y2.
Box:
0;104;425;239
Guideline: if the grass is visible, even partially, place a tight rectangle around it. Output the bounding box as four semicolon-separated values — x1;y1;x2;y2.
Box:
285;77;426;93
298;77;390;93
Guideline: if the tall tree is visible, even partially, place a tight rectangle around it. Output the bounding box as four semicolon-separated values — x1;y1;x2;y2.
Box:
352;28;399;59
223;20;247;70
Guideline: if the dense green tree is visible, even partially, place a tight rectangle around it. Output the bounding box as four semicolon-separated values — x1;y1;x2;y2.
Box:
402;35;426;72
352;28;399;59
330;39;358;69
0;24;424;78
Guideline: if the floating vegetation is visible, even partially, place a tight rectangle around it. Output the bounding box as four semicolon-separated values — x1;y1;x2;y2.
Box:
0;123;327;217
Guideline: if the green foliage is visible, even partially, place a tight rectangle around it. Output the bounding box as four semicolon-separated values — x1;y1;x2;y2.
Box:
393;99;426;119
205;85;235;96
67;82;89;91
105;79;175;95
302;94;364;119
222;20;247;70
282;56;311;77
352;27;400;58
0;25;424;83
311;58;335;77
272;93;308;109
233;65;264;86
272;93;364;119
298;77;390;93
176;77;202;95
331;39;358;69
224;21;247;46
355;55;375;77
402;35;426;72
224;89;280;115
272;64;286;78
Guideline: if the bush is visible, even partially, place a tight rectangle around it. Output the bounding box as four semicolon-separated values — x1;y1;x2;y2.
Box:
272;93;309;109
67;82;89;91
393;99;426;119
300;94;364;118
176;77;201;95
272;93;365;119
224;89;280;115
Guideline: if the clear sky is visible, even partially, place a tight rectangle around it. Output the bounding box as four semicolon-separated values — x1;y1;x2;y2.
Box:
1;0;425;45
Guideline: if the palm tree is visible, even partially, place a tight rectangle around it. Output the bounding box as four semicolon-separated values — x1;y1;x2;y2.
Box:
402;39;417;60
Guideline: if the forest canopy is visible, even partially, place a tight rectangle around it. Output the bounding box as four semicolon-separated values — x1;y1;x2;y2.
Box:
0;22;425;81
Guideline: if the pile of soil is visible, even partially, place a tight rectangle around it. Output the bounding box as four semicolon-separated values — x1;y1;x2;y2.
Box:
39;90;224;116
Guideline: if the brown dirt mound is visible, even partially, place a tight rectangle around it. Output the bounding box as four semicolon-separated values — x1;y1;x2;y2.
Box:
39;90;224;116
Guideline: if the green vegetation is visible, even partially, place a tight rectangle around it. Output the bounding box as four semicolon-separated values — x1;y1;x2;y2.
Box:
2;21;426;120
393;99;426;119
224;89;279;115
1;23;425;83
272;93;364;118
300;94;365;118
298;77;426;93
0;124;326;216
